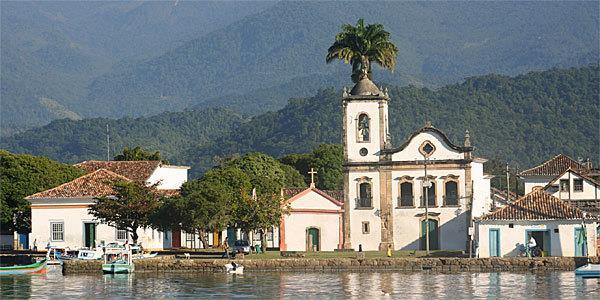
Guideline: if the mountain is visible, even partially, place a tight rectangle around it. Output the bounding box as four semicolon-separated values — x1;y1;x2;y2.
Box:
4;65;598;177
77;1;599;120
0;1;274;135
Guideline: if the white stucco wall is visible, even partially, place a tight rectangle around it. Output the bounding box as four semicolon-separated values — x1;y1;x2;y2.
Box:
348;171;381;250
345;101;382;163
391;132;465;162
30;198;170;250
283;213;341;251
290;191;341;210
146;166;189;190
523;177;553;194
545;171;599;201
476;220;597;257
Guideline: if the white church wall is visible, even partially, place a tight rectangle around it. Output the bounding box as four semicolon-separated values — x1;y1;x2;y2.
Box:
146;166;189;190
345;101;381;163
283;213;341;251
348;171;382;250
390;132;464;162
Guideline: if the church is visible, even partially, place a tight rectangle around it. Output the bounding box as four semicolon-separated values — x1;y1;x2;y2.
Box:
278;74;494;253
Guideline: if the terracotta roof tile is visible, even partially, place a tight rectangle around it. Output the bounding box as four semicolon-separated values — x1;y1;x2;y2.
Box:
519;154;589;177
27;169;130;199
75;160;161;182
479;189;588;221
490;187;517;206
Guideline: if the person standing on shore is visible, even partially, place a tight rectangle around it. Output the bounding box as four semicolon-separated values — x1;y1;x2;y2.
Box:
223;239;230;259
387;244;392;257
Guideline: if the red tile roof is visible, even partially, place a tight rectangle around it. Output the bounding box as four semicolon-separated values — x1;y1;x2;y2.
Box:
479;189;588;221
519;154;589;177
75;160;161;182
27;169;130;199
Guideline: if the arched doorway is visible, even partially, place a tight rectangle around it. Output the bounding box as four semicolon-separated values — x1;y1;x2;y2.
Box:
306;227;320;251
420;219;439;250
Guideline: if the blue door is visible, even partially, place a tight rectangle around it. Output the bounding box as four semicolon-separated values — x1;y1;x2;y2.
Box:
574;227;587;256
489;229;500;257
18;233;29;250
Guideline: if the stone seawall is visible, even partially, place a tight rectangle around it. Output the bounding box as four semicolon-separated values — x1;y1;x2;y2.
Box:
62;256;599;275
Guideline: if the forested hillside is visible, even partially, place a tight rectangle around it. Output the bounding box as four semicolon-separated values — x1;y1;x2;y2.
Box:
4;66;597;177
2;1;597;134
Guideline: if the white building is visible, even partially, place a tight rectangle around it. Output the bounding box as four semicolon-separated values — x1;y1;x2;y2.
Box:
475;189;598;257
27;161;189;250
279;186;344;252
341;75;493;251
542;168;599;214
519;154;594;194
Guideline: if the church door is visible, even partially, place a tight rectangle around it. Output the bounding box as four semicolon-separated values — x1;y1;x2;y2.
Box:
307;228;320;251
420;219;439;250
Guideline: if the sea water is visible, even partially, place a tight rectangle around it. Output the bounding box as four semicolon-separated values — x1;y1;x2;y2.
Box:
1;269;599;299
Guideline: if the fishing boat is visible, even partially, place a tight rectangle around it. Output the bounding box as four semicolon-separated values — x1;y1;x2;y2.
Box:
77;248;103;260
575;264;600;278
132;252;158;260
224;262;244;274
102;247;134;274
0;259;47;275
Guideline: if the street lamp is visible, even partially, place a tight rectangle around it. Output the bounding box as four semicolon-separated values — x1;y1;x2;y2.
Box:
423;155;430;255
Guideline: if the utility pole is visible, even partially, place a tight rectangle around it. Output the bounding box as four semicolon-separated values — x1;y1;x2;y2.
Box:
423;156;430;255
506;164;510;204
106;124;110;161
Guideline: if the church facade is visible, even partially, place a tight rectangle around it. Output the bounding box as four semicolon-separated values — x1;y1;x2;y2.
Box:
341;76;493;251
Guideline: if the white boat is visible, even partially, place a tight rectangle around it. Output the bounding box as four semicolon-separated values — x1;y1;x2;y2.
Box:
225;262;244;274
132;252;158;260
77;248;104;260
103;247;134;274
575;264;600;278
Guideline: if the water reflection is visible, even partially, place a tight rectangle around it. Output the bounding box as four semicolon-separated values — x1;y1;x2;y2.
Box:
0;271;598;299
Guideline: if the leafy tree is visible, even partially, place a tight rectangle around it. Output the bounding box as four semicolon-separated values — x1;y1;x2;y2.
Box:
114;146;166;163
281;144;344;190
0;150;83;233
90;181;162;244
234;192;289;251
326;18;399;82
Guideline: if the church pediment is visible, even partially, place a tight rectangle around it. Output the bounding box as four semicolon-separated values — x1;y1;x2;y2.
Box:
383;126;472;162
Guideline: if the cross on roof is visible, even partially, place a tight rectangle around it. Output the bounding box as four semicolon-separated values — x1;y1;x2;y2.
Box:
308;168;317;188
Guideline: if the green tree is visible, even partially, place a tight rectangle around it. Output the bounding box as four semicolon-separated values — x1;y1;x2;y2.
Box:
90;181;162;244
281;144;344;190
114;146;166;163
326;18;399;83
0;150;83;233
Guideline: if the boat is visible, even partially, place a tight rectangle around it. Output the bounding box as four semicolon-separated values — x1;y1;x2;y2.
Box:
46;246;74;265
77;248;103;260
102;247;134;274
132;252;158;260
225;262;244;274
575;264;600;278
0;259;47;275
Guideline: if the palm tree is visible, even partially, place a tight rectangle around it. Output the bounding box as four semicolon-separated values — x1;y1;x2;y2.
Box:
326;19;398;83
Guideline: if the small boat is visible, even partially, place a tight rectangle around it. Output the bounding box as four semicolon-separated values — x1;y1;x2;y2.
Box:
225;262;244;274
102;259;134;274
132;252;158;260
77;248;103;260
103;247;134;274
0;259;47;275
575;264;600;278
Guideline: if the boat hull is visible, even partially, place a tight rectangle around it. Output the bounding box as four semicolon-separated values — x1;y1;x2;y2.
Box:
0;260;47;275
102;263;134;274
575;264;600;278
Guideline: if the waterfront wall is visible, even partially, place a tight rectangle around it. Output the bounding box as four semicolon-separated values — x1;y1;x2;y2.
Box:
62;256;599;274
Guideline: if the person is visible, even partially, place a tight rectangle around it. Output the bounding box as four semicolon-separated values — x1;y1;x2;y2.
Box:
527;236;537;257
387;244;392;257
223;239;230;259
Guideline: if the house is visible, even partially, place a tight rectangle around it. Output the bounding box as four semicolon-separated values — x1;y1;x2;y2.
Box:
27;160;189;250
519;154;593;194
279;184;344;252
341;75;493;251
475;189;598;257
490;187;517;209
542;168;599;215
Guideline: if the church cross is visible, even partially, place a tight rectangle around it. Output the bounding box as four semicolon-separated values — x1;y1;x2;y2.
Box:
308;168;317;188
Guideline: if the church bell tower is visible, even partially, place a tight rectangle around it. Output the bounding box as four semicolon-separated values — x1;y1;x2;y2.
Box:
342;76;390;164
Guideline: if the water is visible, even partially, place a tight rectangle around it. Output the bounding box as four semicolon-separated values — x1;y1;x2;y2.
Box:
1;268;599;299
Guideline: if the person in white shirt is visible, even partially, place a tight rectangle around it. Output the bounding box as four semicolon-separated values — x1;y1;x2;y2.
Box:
527;236;537;257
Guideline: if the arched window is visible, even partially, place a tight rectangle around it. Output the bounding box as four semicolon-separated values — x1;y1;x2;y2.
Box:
444;181;459;206
421;182;436;207
400;182;413;207
357;114;370;142
358;182;372;208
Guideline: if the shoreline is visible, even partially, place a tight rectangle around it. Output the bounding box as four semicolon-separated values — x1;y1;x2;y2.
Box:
62;256;599;275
